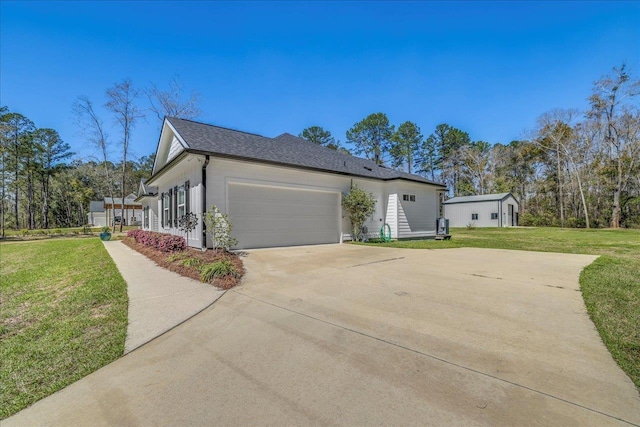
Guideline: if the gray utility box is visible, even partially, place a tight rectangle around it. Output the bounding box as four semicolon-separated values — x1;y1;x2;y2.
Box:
435;218;451;240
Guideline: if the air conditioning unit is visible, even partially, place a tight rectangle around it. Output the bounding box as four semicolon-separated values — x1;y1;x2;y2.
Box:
435;218;451;240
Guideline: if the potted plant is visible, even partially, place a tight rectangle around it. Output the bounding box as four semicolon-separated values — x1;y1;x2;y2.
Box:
99;226;112;241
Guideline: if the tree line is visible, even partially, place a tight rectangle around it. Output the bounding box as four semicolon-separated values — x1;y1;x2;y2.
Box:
1;65;638;234
299;64;640;228
0;76;200;235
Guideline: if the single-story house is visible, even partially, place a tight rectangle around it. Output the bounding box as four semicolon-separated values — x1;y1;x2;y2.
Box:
87;201;106;227
443;193;519;227
88;195;143;227
137;117;447;249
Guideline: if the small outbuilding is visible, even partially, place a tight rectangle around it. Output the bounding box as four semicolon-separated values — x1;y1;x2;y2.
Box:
87;195;143;227
443;193;519;228
87;201;106;227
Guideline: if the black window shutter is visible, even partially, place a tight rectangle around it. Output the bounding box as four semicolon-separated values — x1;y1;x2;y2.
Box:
185;180;190;212
168;188;173;227
174;185;178;226
161;192;165;226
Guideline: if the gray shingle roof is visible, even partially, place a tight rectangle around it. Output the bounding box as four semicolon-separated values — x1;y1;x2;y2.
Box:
89;201;105;213
104;194;141;206
139;180;158;197
167;117;446;186
443;193;512;204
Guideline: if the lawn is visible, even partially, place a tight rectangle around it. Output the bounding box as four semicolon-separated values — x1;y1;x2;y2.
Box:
0;238;128;419
367;227;640;389
1;225;138;239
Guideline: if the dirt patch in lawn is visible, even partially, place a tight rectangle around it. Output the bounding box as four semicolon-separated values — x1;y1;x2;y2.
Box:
122;238;244;290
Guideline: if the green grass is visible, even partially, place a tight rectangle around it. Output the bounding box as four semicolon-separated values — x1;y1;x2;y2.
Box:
367;227;640;389
0;238;128;419
1;225;139;238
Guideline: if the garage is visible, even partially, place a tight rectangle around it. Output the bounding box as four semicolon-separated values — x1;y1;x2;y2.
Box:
227;183;341;249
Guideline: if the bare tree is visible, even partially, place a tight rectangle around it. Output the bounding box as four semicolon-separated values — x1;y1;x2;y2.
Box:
74;96;118;229
105;79;144;232
537;109;594;228
460;141;491;195
146;74;202;123
588;64;640;228
536;109;578;227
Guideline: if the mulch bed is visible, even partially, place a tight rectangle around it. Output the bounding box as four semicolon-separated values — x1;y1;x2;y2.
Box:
122;238;244;290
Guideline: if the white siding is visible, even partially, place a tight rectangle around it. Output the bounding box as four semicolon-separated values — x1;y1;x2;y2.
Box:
149;146;443;247
395;181;439;238
151;154;204;248
140;198;159;231
87;212;106;227
500;196;519;227
385;194;399;239
167;136;184;162
444;195;519;228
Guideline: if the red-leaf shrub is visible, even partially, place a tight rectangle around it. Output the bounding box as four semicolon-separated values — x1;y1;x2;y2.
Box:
126;230;185;252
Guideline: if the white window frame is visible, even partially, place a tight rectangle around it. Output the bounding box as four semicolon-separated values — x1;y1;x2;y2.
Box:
163;193;170;227
472;213;479;220
178;185;186;219
491;212;498;220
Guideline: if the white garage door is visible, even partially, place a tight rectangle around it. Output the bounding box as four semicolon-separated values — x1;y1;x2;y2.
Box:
228;183;340;249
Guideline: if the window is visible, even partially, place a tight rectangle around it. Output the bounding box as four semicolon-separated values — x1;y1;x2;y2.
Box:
163;193;170;227
402;194;416;202
471;213;478;220
491;212;498;220
178;185;186;219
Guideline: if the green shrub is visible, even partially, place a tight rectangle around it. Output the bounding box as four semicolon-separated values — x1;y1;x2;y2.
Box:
167;251;189;262
342;185;376;242
180;257;203;268
200;260;238;282
20;229;29;236
203;205;238;250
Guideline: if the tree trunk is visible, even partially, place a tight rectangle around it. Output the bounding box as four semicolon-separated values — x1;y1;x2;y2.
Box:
14;133;19;230
556;147;564;227
42;173;50;229
26;163;34;229
573;163;590;229
1;150;5;238
611;157;622;228
120;188;125;232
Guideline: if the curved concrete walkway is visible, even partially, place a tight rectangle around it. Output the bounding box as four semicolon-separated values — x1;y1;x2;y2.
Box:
102;240;226;353
5;245;640;426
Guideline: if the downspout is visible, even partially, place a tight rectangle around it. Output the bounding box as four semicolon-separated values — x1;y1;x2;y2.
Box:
201;155;210;250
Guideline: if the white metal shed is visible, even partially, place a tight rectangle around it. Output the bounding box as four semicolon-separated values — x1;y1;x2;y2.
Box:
443;193;519;227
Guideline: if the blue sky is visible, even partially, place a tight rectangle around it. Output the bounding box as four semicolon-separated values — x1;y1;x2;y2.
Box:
2;1;639;162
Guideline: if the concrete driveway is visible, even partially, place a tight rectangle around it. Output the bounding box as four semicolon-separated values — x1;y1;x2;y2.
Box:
6;245;640;426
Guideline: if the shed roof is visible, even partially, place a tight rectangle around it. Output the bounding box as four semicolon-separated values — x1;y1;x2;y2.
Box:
443;193;515;204
165;117;446;187
104;194;141;206
89;201;105;213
